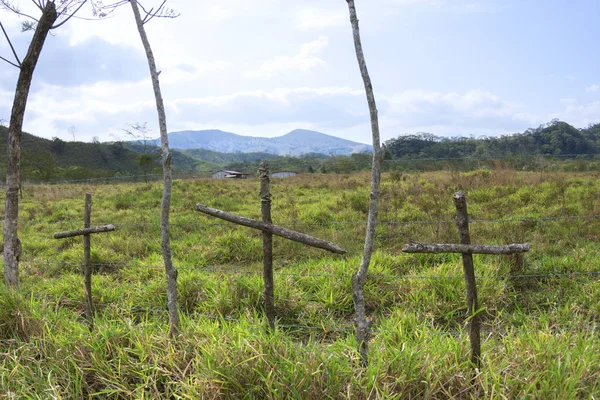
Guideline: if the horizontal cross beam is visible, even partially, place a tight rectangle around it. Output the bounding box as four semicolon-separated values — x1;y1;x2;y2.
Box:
195;203;347;254
402;242;530;255
53;224;115;239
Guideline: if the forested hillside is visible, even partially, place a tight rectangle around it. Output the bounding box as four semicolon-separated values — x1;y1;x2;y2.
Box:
0;127;218;182
0;126;146;181
385;120;600;159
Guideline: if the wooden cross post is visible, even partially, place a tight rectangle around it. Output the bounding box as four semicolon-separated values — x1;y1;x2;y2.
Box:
195;175;346;330
53;193;115;324
402;192;530;367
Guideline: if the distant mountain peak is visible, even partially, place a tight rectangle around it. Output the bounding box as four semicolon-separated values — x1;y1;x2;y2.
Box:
165;129;372;156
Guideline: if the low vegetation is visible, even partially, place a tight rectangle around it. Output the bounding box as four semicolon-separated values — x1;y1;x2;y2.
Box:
0;168;599;398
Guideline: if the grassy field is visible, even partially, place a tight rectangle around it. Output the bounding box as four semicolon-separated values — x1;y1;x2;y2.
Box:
1;168;599;398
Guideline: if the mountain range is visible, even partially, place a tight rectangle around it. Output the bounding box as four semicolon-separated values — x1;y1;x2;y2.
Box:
158;129;372;156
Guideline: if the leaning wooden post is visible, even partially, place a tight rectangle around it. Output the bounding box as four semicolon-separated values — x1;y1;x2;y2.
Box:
83;193;93;322
259;161;275;331
453;192;481;367
195;204;347;254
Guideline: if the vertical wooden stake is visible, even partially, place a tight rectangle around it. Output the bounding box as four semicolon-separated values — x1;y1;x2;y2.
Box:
83;193;94;324
453;192;481;367
259;161;275;331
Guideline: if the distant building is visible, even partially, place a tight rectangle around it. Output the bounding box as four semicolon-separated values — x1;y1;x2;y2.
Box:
211;170;247;179
272;171;297;178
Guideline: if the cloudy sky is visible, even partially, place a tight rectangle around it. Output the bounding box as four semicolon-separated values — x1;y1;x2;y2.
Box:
0;0;599;144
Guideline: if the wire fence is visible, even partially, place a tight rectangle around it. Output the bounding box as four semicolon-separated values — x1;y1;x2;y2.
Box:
18;152;600;186
8;213;600;228
20;258;600;281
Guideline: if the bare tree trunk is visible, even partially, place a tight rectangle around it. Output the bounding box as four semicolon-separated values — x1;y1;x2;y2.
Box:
129;0;180;336
3;2;57;287
346;0;383;367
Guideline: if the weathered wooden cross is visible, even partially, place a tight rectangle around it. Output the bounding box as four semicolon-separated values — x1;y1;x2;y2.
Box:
402;192;530;367
195;161;346;330
53;193;115;324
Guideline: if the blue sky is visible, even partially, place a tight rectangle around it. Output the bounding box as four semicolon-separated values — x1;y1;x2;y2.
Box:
0;0;599;144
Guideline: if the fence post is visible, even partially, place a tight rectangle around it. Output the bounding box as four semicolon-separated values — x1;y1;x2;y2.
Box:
259;161;275;330
53;194;115;327
453;191;481;367
83;193;94;323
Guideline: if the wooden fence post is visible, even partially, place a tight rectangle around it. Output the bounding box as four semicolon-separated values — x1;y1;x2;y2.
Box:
83;193;94;322
53;193;115;325
259;161;275;330
402;193;530;368
453;191;481;367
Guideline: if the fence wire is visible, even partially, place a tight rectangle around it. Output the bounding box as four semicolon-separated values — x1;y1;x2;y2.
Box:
23;259;600;281
18;152;600;186
9;213;600;229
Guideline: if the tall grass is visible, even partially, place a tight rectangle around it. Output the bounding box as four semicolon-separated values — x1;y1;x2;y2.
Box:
0;169;599;397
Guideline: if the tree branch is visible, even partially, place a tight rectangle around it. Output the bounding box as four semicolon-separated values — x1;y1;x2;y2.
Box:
0;21;21;68
0;1;40;22
141;0;164;24
0;54;20;68
30;0;43;11
51;0;88;29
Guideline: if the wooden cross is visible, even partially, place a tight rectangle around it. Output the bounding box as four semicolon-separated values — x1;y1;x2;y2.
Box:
196;161;346;329
402;192;530;367
53;193;115;324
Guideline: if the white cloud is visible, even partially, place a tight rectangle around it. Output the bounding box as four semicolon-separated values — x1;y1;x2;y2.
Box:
555;101;600;127
18;82;367;141
380;89;541;138
385;89;535;124
585;84;600;92
389;0;443;5
159;61;234;85
17;79;549;144
383;0;498;12
296;8;346;29
168;86;366;128
560;97;577;105
244;36;329;79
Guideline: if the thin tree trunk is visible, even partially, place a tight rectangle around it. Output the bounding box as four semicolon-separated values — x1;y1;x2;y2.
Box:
3;2;57;287
129;0;180;336
346;0;383;367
